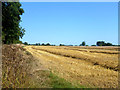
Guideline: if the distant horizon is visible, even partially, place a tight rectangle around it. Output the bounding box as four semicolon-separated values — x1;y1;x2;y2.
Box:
23;40;118;46
20;2;118;45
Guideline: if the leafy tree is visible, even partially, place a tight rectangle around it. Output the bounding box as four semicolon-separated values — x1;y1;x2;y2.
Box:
59;44;65;46
81;41;86;46
96;41;105;46
2;2;25;44
17;40;22;44
96;41;113;46
46;43;50;46
36;43;38;46
35;43;40;46
41;43;45;46
105;43;112;46
24;42;28;45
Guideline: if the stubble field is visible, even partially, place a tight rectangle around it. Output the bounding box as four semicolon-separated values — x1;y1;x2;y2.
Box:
24;46;119;88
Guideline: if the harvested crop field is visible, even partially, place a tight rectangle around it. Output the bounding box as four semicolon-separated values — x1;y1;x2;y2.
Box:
24;46;119;88
2;45;51;88
2;45;119;88
2;45;79;88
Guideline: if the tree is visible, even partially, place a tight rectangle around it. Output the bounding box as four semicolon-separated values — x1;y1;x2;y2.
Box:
2;2;25;44
18;40;22;44
96;41;113;46
24;42;28;45
46;43;50;46
36;43;38;46
105;43;112;46
81;41;86;46
35;43;40;46
96;41;105;46
41;43;45;46
59;44;65;46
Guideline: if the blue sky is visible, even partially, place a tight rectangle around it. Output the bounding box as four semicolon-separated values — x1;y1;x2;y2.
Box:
20;2;118;45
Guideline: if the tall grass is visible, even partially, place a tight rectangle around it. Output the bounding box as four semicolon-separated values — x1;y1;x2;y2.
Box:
2;45;33;88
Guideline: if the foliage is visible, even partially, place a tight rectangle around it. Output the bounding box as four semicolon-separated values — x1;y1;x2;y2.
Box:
59;44;65;46
96;41;113;46
80;41;86;46
35;43;40;46
91;45;96;46
105;43;112;46
24;42;28;45
96;41;105;46
24;41;115;46
82;41;86;46
41;43;45;46
46;43;50;46
2;2;25;44
17;40;23;44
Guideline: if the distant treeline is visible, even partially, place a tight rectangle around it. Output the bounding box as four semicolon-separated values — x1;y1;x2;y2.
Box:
23;41;119;46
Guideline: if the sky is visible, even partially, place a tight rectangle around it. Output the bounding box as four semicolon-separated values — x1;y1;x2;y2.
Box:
20;2;118;45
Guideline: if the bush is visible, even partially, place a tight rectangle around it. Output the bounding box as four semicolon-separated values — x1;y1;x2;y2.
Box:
24;42;28;45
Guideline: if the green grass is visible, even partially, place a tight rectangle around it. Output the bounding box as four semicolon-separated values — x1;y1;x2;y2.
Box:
27;71;86;88
48;72;85;88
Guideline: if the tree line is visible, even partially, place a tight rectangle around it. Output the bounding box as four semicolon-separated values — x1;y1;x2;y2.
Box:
23;42;56;46
23;41;119;46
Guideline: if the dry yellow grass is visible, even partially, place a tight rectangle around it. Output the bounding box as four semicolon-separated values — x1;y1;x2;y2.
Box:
31;46;118;71
2;45;33;88
25;46;119;88
54;46;119;54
